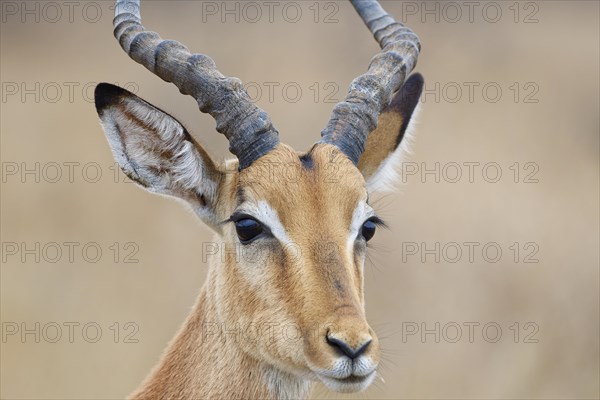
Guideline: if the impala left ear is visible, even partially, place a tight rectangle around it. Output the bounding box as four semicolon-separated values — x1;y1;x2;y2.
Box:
94;83;225;230
358;73;424;193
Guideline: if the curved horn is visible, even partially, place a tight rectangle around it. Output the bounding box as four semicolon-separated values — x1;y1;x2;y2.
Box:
320;0;421;165
112;0;279;169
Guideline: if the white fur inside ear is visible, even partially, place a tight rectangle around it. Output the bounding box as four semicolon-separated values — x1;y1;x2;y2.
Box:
100;97;216;200
365;102;421;194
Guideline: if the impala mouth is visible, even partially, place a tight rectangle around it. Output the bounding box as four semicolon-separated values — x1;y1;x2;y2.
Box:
316;371;376;393
333;374;370;383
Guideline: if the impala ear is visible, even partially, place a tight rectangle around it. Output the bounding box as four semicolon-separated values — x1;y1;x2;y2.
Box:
358;73;424;193
94;83;224;228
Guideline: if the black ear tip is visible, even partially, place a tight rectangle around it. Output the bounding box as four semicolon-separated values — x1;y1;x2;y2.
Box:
409;72;424;81
94;83;130;113
404;73;425;93
386;72;424;112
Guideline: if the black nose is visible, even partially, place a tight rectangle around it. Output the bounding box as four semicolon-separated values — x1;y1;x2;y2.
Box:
326;335;372;359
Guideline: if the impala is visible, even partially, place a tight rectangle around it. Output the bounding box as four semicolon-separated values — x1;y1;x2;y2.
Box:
95;0;424;398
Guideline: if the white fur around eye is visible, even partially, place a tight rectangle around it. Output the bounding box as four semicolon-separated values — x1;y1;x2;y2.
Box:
236;201;292;246
347;201;375;250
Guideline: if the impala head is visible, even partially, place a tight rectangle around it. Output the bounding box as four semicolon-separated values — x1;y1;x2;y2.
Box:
95;0;423;393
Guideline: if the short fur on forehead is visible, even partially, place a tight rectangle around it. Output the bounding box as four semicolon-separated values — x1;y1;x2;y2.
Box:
236;144;367;227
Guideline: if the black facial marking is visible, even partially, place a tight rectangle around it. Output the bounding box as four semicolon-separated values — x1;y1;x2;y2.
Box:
236;186;247;207
299;152;314;170
196;192;206;207
334;279;345;294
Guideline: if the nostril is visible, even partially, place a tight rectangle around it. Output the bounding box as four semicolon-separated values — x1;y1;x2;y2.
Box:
326;335;372;359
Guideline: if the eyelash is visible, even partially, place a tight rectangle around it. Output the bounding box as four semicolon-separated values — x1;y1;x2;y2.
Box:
226;212;254;224
366;216;386;227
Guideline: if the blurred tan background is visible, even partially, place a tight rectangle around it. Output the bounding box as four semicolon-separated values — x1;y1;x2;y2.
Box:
1;1;598;399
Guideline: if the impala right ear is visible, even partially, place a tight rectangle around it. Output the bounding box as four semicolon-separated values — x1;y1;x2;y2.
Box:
94;83;224;229
358;73;424;193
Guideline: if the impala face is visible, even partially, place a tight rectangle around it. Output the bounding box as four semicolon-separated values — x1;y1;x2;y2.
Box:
98;0;423;396
220;144;381;392
95;74;422;393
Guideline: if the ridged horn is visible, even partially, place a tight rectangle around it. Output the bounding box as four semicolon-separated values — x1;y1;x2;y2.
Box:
320;0;421;164
113;0;279;169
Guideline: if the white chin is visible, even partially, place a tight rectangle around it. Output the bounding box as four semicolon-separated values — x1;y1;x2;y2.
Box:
318;372;376;393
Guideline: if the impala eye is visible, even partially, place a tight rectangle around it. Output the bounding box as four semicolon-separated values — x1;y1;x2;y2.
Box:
235;218;263;243
361;219;377;242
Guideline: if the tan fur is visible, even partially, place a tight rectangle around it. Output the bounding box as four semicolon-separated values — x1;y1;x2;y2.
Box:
129;144;380;399
97;85;420;399
358;110;404;179
100;2;423;393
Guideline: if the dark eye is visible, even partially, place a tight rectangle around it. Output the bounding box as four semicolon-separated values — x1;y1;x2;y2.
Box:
361;220;377;242
235;218;263;243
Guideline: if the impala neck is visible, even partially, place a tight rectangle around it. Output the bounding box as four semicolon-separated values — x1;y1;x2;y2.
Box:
129;271;312;400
